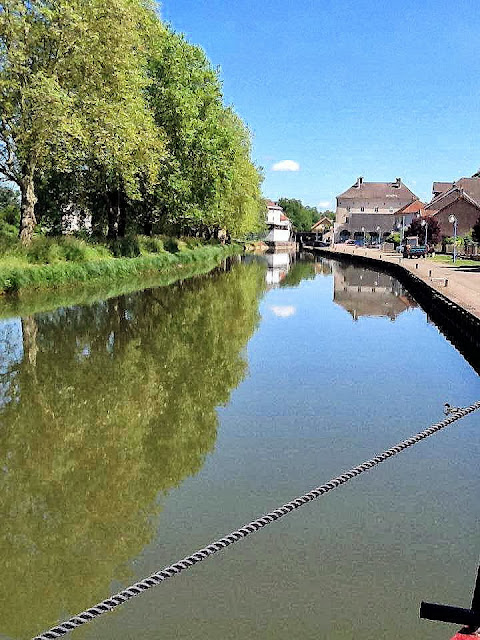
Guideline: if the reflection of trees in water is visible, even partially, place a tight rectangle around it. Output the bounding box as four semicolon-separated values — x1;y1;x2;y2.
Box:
0;260;265;639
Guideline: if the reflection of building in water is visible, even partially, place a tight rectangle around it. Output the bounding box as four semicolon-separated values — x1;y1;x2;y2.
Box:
333;263;416;320
314;258;333;276
265;251;294;287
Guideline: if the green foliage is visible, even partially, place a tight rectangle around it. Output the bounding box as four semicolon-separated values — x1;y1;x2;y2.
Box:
109;235;141;258
138;235;165;254
0;186;20;233
385;232;401;245
277;198;320;231
0;4;263;242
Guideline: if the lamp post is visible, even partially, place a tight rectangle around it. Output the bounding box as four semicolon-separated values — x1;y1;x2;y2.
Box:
376;225;381;248
421;218;428;248
361;226;365;247
449;214;457;263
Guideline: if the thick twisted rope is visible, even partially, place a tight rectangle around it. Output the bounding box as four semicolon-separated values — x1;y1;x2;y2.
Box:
34;401;480;640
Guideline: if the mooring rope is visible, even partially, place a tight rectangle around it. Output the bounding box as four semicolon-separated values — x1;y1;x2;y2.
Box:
33;401;480;640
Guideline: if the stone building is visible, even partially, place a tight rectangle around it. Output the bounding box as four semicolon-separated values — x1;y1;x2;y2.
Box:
425;178;480;236
334;177;418;243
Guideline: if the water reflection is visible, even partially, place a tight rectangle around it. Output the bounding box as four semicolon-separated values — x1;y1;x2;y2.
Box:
0;260;265;639
332;262;417;320
265;250;293;287
263;250;320;289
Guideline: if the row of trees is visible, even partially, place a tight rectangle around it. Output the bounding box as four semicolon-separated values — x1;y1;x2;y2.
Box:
276;198;334;231
0;1;265;244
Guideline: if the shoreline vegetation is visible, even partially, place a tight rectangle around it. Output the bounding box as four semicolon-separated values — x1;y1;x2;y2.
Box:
0;236;242;304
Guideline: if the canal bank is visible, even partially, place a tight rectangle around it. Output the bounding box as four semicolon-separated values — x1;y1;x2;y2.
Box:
307;245;480;373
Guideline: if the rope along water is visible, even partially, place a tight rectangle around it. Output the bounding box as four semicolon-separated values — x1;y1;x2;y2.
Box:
34;401;480;640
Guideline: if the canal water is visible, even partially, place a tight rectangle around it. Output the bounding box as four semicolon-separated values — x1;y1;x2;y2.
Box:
0;255;478;640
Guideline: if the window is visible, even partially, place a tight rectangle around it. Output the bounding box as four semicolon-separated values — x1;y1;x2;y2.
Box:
360;207;364;212
345;217;349;223
347;206;351;212
374;207;379;212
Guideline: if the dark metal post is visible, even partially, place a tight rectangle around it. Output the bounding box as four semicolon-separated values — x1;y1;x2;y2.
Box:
420;565;480;632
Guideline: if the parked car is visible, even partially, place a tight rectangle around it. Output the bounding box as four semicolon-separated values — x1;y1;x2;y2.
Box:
344;239;356;245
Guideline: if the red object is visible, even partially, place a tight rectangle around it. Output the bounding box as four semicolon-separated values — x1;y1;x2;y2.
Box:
450;634;479;639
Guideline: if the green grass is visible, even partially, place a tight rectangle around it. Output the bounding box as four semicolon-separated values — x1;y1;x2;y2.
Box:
428;254;480;267
0;235;243;296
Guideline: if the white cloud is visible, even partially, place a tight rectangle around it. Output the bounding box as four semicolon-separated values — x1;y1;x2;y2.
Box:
271;160;300;172
270;305;296;318
317;201;331;209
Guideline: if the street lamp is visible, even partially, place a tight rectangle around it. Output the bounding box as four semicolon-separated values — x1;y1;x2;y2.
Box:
376;225;381;248
421;218;428;248
449;214;458;263
396;216;405;243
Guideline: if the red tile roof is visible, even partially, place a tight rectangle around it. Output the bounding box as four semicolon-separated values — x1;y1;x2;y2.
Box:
395;200;426;215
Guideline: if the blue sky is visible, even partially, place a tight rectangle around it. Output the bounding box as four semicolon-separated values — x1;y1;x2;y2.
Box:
161;0;480;210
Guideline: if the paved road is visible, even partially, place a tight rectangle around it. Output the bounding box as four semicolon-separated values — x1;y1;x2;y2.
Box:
316;245;480;321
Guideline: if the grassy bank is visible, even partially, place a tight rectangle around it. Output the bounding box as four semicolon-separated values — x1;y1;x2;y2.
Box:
0;235;242;297
428;254;480;268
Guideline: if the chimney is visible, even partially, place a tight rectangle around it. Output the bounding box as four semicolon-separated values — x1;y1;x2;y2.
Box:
395;177;401;187
356;176;364;187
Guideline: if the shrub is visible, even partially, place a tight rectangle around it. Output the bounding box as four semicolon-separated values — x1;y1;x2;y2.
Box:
138;235;165;254
164;237;180;253
109;235;141;258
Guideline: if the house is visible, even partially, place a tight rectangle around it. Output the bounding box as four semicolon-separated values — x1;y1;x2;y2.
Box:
265;200;293;245
311;216;333;234
425;177;480;237
393;200;426;232
334;177;418;243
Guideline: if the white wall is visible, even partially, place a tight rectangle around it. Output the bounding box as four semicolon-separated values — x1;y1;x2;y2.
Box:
265;227;291;243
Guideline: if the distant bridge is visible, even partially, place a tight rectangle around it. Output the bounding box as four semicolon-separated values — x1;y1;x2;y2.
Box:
296;231;328;249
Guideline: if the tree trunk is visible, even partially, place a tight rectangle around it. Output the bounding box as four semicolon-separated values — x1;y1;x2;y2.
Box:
143;218;153;236
117;191;127;237
19;170;37;246
106;192;118;240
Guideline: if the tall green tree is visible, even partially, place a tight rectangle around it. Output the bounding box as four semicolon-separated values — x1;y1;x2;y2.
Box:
277;198;319;231
0;0;163;244
146;27;263;237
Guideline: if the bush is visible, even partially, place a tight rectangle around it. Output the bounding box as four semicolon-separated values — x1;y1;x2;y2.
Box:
109;235;141;258
164;237;180;253
138;235;165;254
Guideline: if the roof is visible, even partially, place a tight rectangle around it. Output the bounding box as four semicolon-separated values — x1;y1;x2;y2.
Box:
395;200;425;215
266;199;283;210
455;177;480;204
280;213;290;222
426;178;480;211
432;182;453;195
337;178;417;201
311;217;333;230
